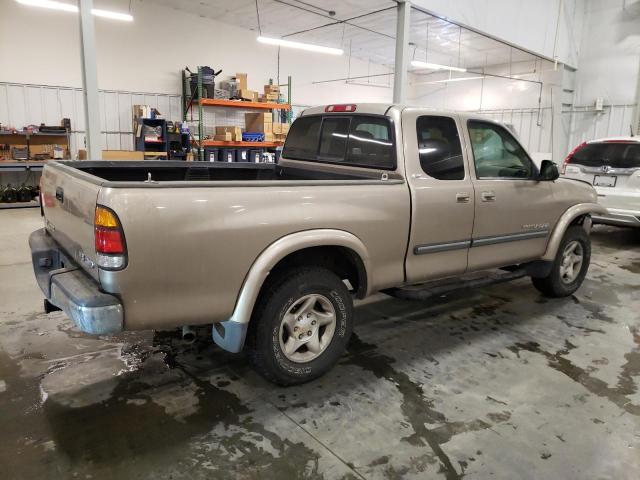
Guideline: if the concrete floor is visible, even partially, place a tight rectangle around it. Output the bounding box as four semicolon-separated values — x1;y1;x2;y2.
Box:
0;208;638;480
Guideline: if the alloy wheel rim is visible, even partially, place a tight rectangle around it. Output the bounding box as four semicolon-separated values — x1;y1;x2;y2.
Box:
278;293;337;363
560;240;583;284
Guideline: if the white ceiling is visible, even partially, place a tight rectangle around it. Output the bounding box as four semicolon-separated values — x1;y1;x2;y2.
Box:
148;0;544;71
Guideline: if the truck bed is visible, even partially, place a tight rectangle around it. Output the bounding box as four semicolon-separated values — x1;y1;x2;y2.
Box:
60;161;379;183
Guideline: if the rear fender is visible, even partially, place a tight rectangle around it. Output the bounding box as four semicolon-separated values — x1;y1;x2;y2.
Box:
212;229;371;353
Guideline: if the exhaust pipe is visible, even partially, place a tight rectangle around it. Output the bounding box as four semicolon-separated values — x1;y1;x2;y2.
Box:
182;325;196;344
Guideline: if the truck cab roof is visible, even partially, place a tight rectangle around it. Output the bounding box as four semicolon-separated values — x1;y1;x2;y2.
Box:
300;103;496;125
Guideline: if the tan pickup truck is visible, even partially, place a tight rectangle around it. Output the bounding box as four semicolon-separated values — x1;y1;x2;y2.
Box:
30;103;605;385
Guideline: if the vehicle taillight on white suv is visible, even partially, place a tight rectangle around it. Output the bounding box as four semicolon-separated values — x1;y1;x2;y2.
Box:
562;141;587;174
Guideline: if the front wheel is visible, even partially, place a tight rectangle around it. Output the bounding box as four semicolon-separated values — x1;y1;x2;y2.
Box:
531;225;591;297
246;267;353;386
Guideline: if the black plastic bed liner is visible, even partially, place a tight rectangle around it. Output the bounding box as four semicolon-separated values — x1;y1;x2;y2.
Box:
60;161;373;182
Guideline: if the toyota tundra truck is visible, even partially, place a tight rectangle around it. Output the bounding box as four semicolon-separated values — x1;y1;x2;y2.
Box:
29;104;605;385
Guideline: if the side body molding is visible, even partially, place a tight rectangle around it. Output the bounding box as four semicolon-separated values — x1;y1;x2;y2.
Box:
212;229;371;353
541;203;607;261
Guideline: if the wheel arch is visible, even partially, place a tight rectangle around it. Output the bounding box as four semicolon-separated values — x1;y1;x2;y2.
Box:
212;229;371;353
541;203;606;261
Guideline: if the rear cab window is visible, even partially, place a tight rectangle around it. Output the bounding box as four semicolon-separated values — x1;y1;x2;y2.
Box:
283;114;396;170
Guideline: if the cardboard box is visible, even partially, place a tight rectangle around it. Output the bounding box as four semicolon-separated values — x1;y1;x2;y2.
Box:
265;93;279;101
102;150;145;161
245;121;272;133
246;112;272;123
214;133;232;142
215;126;243;141
272;123;290;134
264;84;279;94
236;73;248;90
239;89;257;101
79;149;143;160
264;132;275;142
245;113;273;133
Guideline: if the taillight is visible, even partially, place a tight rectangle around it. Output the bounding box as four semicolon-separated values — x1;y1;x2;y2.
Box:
325;104;356;112
94;206;127;270
562;141;587;174
39;176;44;217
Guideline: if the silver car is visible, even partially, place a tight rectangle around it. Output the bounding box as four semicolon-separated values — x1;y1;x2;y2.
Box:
562;137;640;227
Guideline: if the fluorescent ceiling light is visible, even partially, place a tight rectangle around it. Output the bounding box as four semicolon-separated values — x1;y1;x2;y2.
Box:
15;0;133;21
412;76;484;86
92;8;133;21
257;36;343;55
410;60;466;72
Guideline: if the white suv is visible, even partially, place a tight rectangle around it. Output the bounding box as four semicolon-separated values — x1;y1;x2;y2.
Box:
562;137;640;227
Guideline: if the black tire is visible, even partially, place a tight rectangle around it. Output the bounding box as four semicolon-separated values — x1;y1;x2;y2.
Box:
532;225;591;297
246;267;353;386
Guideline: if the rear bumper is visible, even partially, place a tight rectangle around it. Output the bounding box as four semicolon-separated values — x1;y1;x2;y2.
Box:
29;229;123;334
592;208;640;228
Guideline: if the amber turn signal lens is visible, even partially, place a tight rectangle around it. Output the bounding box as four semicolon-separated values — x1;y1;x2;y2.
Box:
95;206;119;228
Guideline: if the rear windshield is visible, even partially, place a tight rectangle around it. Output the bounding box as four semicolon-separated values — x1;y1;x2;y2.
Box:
573;142;640;168
283;114;395;170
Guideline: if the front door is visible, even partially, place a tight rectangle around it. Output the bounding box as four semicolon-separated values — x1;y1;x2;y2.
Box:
403;110;475;283
463;119;559;270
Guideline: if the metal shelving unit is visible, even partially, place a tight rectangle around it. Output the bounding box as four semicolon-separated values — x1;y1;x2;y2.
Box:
182;68;292;161
0;161;45;209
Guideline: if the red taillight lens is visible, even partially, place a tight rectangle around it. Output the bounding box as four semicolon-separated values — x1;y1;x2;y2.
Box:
95;227;125;254
325;104;357;112
94;206;126;255
562;141;587;174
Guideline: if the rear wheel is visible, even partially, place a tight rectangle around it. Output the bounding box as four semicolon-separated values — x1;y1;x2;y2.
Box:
246;267;353;386
531;225;591;297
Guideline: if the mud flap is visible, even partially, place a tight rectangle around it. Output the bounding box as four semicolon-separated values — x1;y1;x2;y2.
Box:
211;320;248;353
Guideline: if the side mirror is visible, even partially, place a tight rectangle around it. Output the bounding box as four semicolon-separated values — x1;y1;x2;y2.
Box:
538;160;559;181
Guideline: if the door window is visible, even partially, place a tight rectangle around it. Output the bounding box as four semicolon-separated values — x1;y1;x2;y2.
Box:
468;120;534;179
416;116;465;180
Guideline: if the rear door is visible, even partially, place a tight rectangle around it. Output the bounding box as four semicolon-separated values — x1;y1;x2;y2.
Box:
403;110;475;282
41;163;101;281
564;141;640;211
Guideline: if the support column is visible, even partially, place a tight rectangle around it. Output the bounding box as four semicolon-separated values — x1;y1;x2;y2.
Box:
393;0;411;104
78;0;102;159
633;61;640;136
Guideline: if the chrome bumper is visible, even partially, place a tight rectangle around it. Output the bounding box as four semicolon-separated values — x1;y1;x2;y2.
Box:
29;229;123;335
592;208;640;228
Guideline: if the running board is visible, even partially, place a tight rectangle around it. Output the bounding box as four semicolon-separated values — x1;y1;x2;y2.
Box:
383;269;529;301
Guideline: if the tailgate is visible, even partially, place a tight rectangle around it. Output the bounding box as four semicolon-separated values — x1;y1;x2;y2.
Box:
41;163;101;282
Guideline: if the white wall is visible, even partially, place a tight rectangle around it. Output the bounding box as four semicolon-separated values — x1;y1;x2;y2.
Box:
568;0;640;145
412;0;586;67
0;0;392;106
572;0;640;107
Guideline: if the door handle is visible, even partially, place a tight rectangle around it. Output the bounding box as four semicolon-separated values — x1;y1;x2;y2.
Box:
456;192;470;203
55;187;64;203
481;190;496;202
